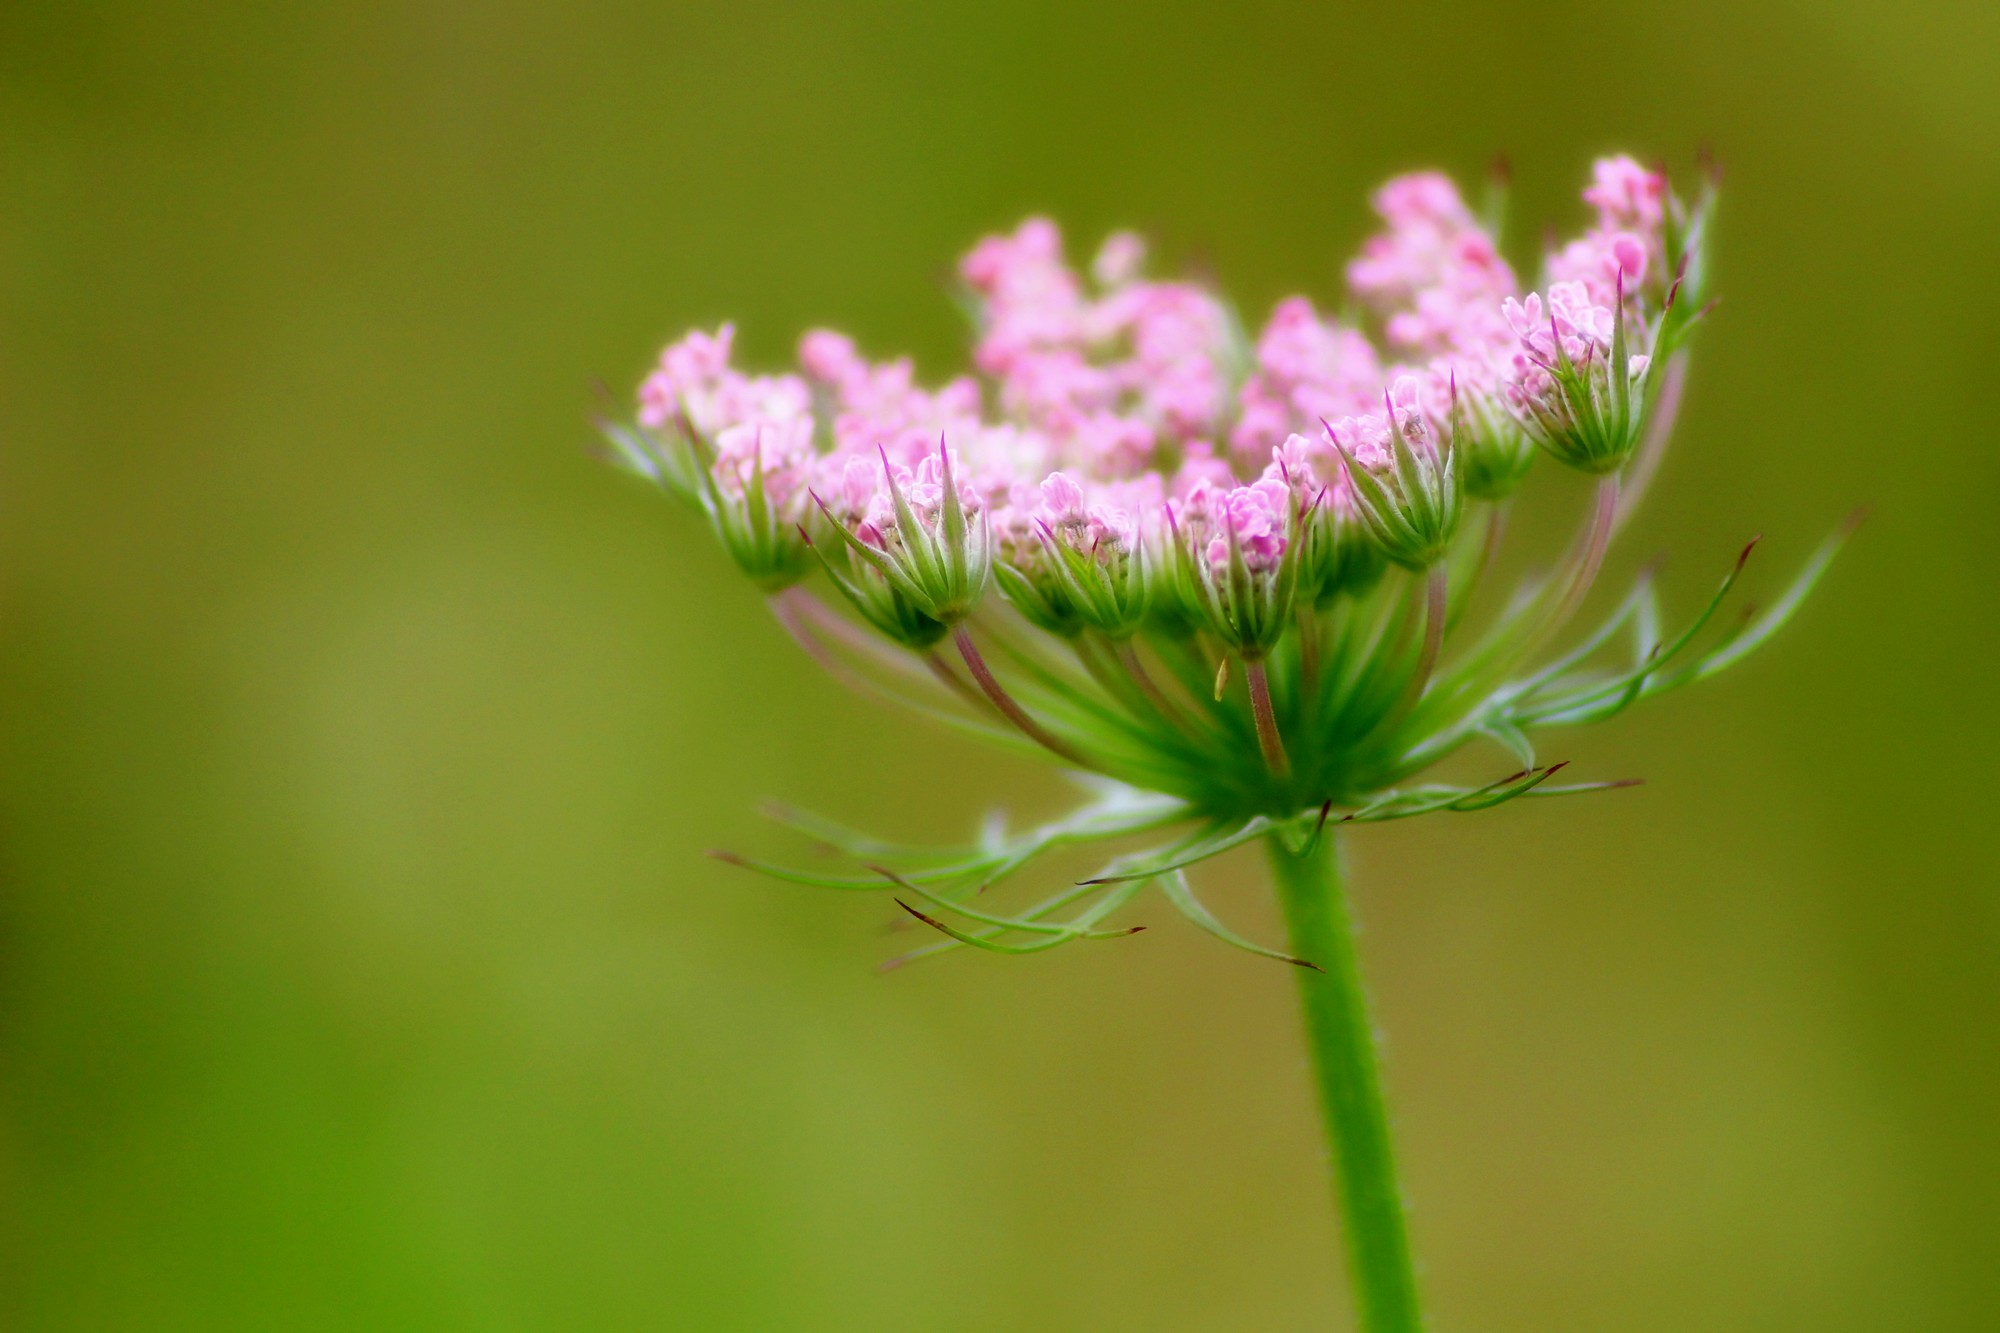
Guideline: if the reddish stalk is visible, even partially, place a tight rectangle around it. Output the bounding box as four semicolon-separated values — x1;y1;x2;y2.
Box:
1373;565;1449;741
1413;564;1448;705
768;590;873;695
772;591;1030;741
1437;504;1509;641
1245;657;1290;778
923;649;993;714
1549;473;1621;641
786;587;941;688
1611;351;1686;540
1414;474;1622;735
952;625;1094;768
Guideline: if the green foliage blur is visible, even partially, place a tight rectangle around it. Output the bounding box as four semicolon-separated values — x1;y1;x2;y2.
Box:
3;2;1996;1328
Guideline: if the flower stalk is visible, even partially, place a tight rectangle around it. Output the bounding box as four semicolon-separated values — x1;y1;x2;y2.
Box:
1269;831;1422;1333
951;624;1094;768
1548;472;1622;647
1245;656;1290;777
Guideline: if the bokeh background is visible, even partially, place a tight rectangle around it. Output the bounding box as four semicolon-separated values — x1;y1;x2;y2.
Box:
4;1;1997;1329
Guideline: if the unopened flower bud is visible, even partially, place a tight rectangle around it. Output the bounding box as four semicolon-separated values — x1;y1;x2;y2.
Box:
810;441;991;645
1331;378;1464;571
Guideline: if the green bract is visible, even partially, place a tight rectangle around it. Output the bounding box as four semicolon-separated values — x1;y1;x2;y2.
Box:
603;414;817;593
1457;392;1535;500
1168;506;1300;661
1516;287;1655;475
712;512;1851;969
993;524;1154;640
810;446;990;647
1338;406;1464;571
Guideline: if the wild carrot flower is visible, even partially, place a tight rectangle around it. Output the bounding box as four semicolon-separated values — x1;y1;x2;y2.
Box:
602;155;1849;1333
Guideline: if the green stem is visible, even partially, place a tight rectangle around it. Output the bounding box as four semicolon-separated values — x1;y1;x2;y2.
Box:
1267;832;1423;1333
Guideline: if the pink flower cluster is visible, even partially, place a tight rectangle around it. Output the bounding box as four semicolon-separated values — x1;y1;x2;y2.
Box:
635;156;1672;585
963;221;1229;456
1348;171;1518;359
1549;155;1667;306
1492;158;1669;429
1231;297;1383;468
1501;286;1649;385
1196;478;1294;572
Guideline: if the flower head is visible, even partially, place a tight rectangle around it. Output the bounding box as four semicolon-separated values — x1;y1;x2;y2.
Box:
612;156;1847;946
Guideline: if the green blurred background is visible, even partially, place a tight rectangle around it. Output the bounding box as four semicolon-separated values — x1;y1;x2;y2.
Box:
3;1;1996;1328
